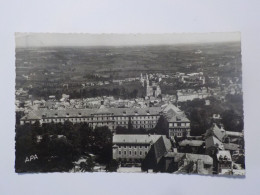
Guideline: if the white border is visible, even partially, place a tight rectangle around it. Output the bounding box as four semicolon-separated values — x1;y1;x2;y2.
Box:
1;1;260;195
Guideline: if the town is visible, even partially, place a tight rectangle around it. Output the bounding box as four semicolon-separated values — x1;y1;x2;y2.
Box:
15;42;245;175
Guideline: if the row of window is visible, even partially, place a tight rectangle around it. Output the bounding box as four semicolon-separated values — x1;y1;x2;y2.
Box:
116;121;156;125
42;116;159;122
118;150;147;156
43;115;159;121
118;145;149;149
169;122;190;127
133;125;155;129
174;132;183;137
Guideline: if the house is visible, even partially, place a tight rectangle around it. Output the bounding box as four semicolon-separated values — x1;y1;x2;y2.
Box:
173;153;213;175
205;124;226;142
178;139;204;154
216;150;232;174
141;135;173;171
144;151;213;175
162;103;190;138
205;135;224;156
112;134;171;165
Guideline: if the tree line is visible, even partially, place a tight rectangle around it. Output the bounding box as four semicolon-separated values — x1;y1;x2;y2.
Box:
15;121;117;173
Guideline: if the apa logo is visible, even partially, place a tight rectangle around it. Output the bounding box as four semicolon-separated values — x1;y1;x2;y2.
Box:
25;154;38;163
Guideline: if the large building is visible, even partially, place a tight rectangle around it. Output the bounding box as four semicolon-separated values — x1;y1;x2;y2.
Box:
112;134;172;163
145;74;161;98
20;103;190;137
161;104;191;137
177;88;210;102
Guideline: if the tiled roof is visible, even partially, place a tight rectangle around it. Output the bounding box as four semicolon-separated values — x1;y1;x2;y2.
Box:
179;139;204;147
21;107;162;120
162;104;189;122
152;136;172;163
225;131;243;137
113;134;162;144
223;143;240;151
205;124;226;141
205;136;224;150
21;103;189;124
164;152;213;165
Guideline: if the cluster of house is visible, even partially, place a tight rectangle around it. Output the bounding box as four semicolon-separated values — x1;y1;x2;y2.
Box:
16;90;170;114
176;83;242;103
177;88;210;102
112;124;245;175
177;72;206;85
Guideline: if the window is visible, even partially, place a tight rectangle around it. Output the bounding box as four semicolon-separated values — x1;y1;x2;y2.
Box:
145;152;147;155
140;151;142;156
129;151;132;156
124;151;126;155
119;151;121;155
134;151;137;155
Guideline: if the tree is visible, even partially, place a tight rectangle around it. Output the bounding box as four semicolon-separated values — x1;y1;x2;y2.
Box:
128;117;133;131
154;115;169;136
79;123;93;153
106;159;119;172
115;126;128;134
221;109;243;132
80;157;95;172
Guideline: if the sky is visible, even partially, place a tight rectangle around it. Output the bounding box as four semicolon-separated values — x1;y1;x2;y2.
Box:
15;32;241;48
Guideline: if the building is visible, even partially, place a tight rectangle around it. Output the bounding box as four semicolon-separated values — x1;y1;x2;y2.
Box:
145;74;161;98
20;103;190;137
205;135;224;156
141;135;173;171
177;88;210;102
216;150;233;174
20;106;161;130
178;139;205;153
143;150;213;174
161;103;191;137
112;134;170;163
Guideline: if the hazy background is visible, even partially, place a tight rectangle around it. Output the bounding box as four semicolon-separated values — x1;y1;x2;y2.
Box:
15;32;240;47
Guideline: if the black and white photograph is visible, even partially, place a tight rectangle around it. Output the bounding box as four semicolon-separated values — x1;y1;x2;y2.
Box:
15;33;245;176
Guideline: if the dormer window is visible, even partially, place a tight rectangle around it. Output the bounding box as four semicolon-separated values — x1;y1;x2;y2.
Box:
146;110;150;115
55;113;58;117
78;112;82;116
42;114;46;118
123;111;126;115
135;110;138;115
66;113;69;117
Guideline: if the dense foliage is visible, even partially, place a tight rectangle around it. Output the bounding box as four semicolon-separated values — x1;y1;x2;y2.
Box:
15;121;113;173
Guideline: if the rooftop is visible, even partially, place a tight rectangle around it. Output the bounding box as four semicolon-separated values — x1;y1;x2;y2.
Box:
113;134;162;145
179;139;204;147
